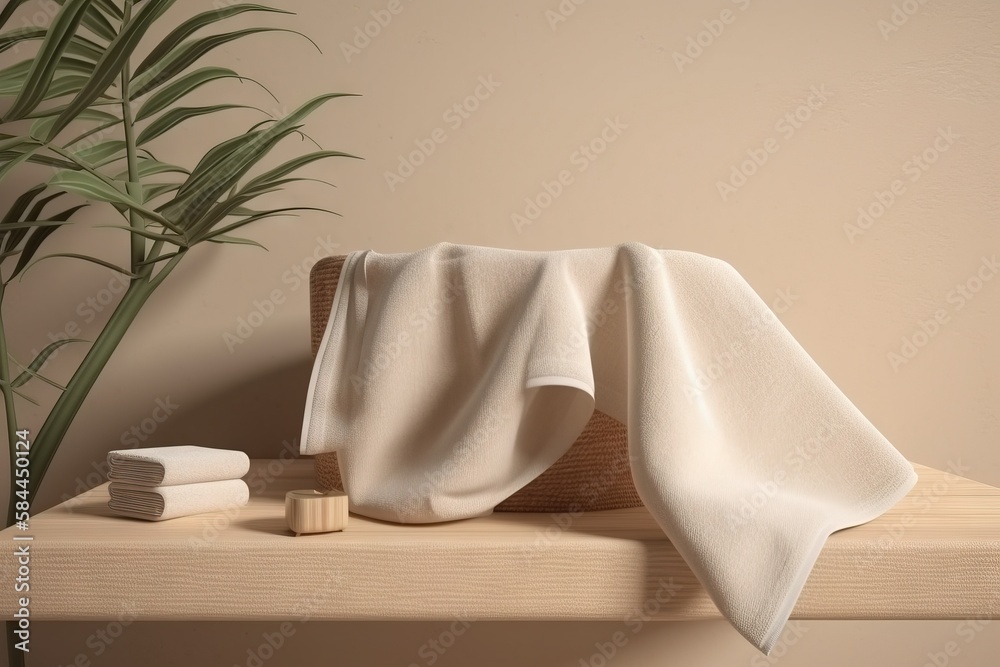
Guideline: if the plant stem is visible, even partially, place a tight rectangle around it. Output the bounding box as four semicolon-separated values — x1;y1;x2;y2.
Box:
11;0;177;518
120;0;144;272
21;256;179;517
0;282;18;514
0;286;25;667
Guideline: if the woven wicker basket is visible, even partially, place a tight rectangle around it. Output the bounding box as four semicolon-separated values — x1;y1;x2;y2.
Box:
308;255;643;512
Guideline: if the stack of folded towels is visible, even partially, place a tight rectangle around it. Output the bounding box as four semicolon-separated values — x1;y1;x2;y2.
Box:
106;445;251;521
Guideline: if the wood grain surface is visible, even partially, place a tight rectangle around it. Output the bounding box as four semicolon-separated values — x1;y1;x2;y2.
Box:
1;460;996;621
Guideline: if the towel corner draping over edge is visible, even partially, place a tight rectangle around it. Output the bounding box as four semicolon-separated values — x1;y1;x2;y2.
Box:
300;241;916;653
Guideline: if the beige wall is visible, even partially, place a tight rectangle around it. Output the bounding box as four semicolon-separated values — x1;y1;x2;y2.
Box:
2;0;998;664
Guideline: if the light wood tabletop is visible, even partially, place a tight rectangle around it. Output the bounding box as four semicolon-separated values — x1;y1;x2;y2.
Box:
1;459;997;622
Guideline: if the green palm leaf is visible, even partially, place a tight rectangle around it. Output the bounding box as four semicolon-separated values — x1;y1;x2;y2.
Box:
0;185;45;253
70;139;127;165
0;58;110;99
9;203;87;279
129;28;315;99
0;26;45;54
4;192;65;258
48;170;179;231
95;224;186;245
42;74;92;101
22;192;65;224
113;159;189;179
10;339;87;389
44;0;177;142
89;0;122;20
29;108;118;141
25;101;111;119
134;249;182;266
241;176;337;197
0;150;74;170
11;388;39;405
187;187;281;235
0;59;30;94
62;117;121;149
53;0;117;41
169;93;355;234
0;0;31;29
3;0;94;120
0;219;74;230
240;150;360;194
206;234;266;249
165;127;309;233
20;252;138;279
0;185;46;230
0;145;41;183
135;67;275;121
0;0;361;606
44;56;96;77
64;34;106;61
200;206;336;242
0;136;32;153
140;182;181;201
156;129;278;223
134;4;292;78
137;104;263;145
163;128;276;204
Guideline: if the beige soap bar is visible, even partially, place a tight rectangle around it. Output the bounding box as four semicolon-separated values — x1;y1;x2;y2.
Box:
285;489;348;535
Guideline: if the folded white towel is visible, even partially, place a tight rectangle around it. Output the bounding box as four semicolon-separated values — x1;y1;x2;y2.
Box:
107;479;249;521
300;242;917;654
107;445;250;486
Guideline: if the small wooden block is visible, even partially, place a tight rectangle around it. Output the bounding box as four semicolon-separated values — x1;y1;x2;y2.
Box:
285;489;348;535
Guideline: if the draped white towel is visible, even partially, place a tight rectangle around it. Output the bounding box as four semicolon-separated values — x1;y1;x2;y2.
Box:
107;445;250;486
299;242;917;654
107;479;249;521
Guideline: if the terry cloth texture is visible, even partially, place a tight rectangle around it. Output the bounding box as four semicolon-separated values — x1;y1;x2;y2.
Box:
107;479;249;521
107;445;250;486
300;242;916;653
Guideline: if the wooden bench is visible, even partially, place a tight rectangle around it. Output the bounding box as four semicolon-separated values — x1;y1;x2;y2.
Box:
0;459;997;621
